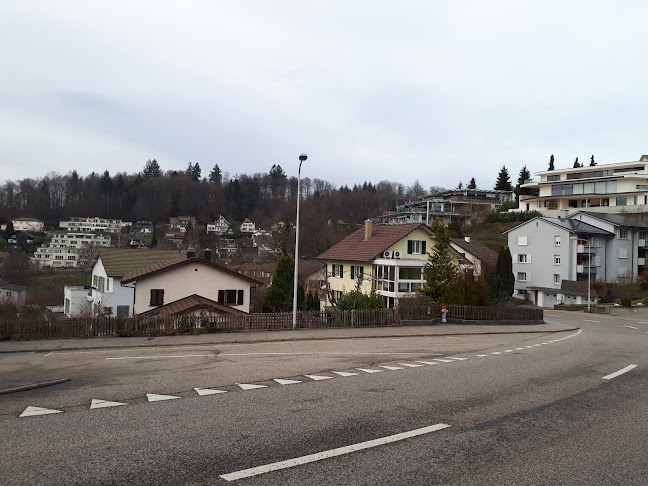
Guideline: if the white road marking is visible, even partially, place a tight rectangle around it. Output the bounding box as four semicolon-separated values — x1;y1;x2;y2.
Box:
525;346;534;348
332;371;358;377
602;365;637;380
237;383;267;390
546;314;560;317
476;354;488;357
398;363;423;368
378;365;404;370
357;368;383;373
504;350;514;353
415;361;439;365
433;358;455;363
274;379;303;385
625;326;638;330
584;319;599;323
515;348;525;350
305;374;333;381
491;352;502;355
195;388;227;396
147;393;180;402
90;399;127;409
19;406;63;417
447;357;468;361
219;423;451;482
106;354;216;360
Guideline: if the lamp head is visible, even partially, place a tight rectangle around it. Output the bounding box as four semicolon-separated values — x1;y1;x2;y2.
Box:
299;153;308;162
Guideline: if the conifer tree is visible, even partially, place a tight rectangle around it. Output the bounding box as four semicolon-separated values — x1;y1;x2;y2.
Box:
422;219;456;303
467;178;477;189
573;157;580;168
494;166;513;191
488;247;514;302
590;155;596;166
548;155;555;171
262;255;295;312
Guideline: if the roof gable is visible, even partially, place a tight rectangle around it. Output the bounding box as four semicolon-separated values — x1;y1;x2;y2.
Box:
316;224;431;262
138;294;247;318
93;248;186;277
122;257;262;285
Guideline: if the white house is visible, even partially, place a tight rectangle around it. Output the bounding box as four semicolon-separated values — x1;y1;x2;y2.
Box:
12;218;44;232
31;232;111;269
240;218;256;234
60;217;122;233
121;256;261;316
207;215;231;235
0;282;27;307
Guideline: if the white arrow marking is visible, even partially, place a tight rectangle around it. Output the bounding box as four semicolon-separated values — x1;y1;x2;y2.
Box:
305;374;333;381
398;363;423;368
237;383;267;390
378;365;404;370
90;399;127;409
332;371;358;377
194;388;227;396
274;379;303;385
357;368;383;373
19;406;63;417
146;393;181;402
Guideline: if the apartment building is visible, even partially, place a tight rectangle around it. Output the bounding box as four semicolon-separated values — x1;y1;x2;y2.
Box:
59;217;122;233
31;232;111;269
518;155;648;216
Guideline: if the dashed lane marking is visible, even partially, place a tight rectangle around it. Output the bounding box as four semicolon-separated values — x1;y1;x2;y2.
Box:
332;371;358;377
147;393;181;402
19;406;63;417
219;423;451;482
433;358;455;363
584;319;599;323
274;379;303;385
398;363;423;368
378;365;404;370
476;354;488;357
237;383;267;390
357;368;383;374
415;361;439;365
448;357;469;360
304;375;333;381
625;326;638;330
195;388;227;396
90;399;127;409
602;364;637;380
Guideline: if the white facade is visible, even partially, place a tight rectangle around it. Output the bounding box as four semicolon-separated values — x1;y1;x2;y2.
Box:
12;218;44;232
31;232;111;269
60;217;122;233
519;158;648;216
240;218;255;234
207;215;231;234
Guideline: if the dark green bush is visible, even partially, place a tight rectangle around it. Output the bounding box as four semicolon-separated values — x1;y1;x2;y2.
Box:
620;298;632;308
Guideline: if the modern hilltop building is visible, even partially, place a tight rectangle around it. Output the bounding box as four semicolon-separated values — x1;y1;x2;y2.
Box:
518;155;648;216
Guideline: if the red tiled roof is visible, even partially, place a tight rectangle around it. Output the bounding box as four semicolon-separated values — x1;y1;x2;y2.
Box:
450;238;498;271
316;223;430;262
122;257;262;285
96;248;186;277
138;294;247;318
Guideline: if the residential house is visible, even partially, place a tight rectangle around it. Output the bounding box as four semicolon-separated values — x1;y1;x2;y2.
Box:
518;156;648;216
5;231;34;251
505;211;648;307
299;260;328;302
121;255;261;316
169;216;196;232
132;218;155;234
60;217;122;233
0;281;27;307
317;221;469;309
207;215;231;235
240;218;256;235
450;237;498;278
63;248;185;317
31;232;111;269
12;218;44;232
373;189;513;226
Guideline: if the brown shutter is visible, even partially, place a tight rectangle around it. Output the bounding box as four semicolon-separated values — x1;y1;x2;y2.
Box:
218;290;224;304
237;290;244;305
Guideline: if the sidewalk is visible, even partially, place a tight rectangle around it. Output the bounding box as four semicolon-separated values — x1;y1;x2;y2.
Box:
0;322;577;354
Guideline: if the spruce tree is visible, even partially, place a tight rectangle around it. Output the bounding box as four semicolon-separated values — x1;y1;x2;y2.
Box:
573;157;580;168
548;155;555;171
467;178;477;189
494;166;513;191
488;247;514;302
422;219;457;303
590;155;596;166
262;255;295;312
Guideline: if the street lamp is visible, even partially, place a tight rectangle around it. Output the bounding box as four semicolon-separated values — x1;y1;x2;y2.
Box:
292;153;307;330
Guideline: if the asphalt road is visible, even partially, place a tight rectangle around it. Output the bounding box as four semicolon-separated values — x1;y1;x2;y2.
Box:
1;310;646;485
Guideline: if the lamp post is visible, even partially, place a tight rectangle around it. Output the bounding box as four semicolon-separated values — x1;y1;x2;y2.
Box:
292;153;307;330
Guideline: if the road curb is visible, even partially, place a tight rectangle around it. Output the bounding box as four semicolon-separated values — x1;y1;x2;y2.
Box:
0;327;579;354
0;378;71;395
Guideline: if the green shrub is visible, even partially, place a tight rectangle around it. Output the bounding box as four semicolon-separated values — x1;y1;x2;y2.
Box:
620;298;632;308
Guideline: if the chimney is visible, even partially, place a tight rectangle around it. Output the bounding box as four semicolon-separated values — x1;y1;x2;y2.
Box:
464;236;471;243
203;248;212;261
187;246;196;259
364;219;373;240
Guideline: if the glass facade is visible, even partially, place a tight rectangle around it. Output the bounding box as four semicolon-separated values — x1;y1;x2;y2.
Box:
551;181;617;196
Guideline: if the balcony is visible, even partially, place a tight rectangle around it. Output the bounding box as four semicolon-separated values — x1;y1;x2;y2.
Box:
639;258;646;266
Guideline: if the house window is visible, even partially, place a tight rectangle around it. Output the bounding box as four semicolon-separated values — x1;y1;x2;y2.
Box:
218;289;244;306
517;236;528;246
150;289;164;306
331;290;343;302
554;235;561;246
517;272;527;282
518;254;530;263
350;265;364;280
619;248;628;259
331;264;344;278
116;305;129;317
617;196;627;206
554;255;561;265
553;274;561;284
407;240;426;255
619;230;628;239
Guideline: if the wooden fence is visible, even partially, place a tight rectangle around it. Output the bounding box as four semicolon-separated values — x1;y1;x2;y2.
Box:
0;305;541;340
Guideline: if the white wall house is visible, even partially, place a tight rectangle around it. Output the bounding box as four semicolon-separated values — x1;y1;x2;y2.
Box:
12;218;44;232
519;156;648;216
31;232;111;269
60;217;122;233
240;218;255;234
207;215;231;235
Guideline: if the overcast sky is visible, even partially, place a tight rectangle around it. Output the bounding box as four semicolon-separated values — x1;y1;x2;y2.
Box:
2;1;648;191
